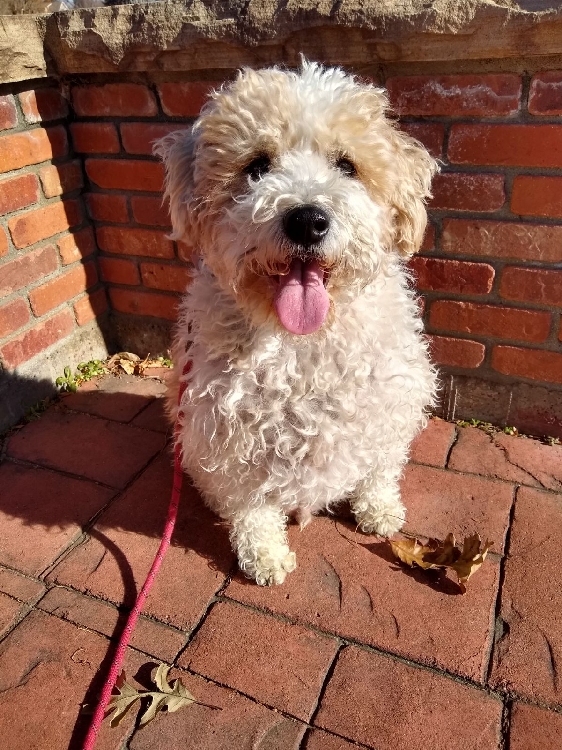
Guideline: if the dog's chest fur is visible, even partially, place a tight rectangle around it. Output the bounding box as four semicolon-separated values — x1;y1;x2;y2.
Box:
174;263;434;514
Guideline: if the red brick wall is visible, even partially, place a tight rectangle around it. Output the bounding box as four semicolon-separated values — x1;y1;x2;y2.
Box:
1;71;561;434
71;82;209;325
0;87;107;370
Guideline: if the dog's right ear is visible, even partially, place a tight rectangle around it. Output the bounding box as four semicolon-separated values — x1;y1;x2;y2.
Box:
153;129;197;243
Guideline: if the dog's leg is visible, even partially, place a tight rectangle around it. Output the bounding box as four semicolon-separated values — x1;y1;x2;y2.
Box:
230;505;296;586
351;467;406;538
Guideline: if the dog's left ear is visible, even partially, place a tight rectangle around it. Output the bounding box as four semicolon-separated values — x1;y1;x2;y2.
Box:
153;129;198;243
388;129;438;257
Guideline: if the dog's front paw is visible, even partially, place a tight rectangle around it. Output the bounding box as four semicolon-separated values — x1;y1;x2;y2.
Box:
241;546;297;586
354;502;406;537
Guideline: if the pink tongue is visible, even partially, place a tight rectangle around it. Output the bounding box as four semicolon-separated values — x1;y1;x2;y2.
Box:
274;259;330;335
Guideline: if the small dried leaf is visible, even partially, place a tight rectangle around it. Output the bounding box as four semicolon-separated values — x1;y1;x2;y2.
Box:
105;666;197;730
389;533;493;593
422;533;461;566
119;360;135;375
389;538;437;570
448;535;494;592
106;672;141;728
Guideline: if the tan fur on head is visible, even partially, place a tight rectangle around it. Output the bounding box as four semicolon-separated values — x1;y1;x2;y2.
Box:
155;62;437;271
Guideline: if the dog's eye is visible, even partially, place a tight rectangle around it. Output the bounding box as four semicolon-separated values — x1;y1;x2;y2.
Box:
244;155;271;181
335;157;357;178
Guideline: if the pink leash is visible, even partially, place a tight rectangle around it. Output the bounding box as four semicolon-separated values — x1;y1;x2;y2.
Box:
82;362;191;750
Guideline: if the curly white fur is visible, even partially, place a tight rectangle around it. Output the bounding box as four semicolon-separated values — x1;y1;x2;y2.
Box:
155;62;438;585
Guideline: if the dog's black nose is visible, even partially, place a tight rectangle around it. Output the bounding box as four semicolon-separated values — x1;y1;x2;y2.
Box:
283;205;330;247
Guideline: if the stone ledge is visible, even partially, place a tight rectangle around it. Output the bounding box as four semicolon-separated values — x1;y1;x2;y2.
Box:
1;1;562;84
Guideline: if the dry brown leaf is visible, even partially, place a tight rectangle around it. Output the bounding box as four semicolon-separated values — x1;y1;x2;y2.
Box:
389;533;493;593
105;666;198;729
448;534;494;593
389;538;437;570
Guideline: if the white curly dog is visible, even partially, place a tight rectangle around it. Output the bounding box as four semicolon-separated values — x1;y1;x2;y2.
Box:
156;62;438;586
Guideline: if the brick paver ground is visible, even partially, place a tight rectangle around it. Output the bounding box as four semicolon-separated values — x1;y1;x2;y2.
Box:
0;371;561;749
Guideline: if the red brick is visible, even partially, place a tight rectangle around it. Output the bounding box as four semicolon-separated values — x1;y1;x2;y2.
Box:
8;409;165;489
315;647;502;749
72;83;157;117
0;245;58;296
449;124;562;167
500;266;562;308
491;487;562;704
130;398;168;433
0;227;7;257
0;126;67;173
0;95;17;130
109;287;178;320
63;373;165;422
529;71;562;115
387;74;521;117
49;453;233;629
399;122;445;159
449;425;562;490
18;89;68;123
0;172;39;216
69;121;120;153
0;568;45;603
421;222;435;252
409;256;495;294
226;515;500;682
492;345;562;385
0;461;113;574
140;262;192;292
73;287;108;326
430;300;551;343
0;308;74;368
158;81;217;117
409;417;456;467
0;593;23;637
57;227;96;265
180;602;338;720
129;669;305;750
428;334;486;368
430;172;505;212
0;298;30;339
30;259;96;319
512;176;562;218
86;158;164;192
121;122;189;155
0;611;144;749
38;587;185;662
560;319;562;342
96;225;174;258
99;256;140;285
130;195;171;226
39;160;83;198
442;219;562;264
8;199;82;248
86;192;129;223
510;703;562;750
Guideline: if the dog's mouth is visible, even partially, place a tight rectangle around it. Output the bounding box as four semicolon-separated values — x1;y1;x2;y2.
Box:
272;258;330;335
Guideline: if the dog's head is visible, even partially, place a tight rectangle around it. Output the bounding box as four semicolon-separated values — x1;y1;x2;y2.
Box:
155;62;437;335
